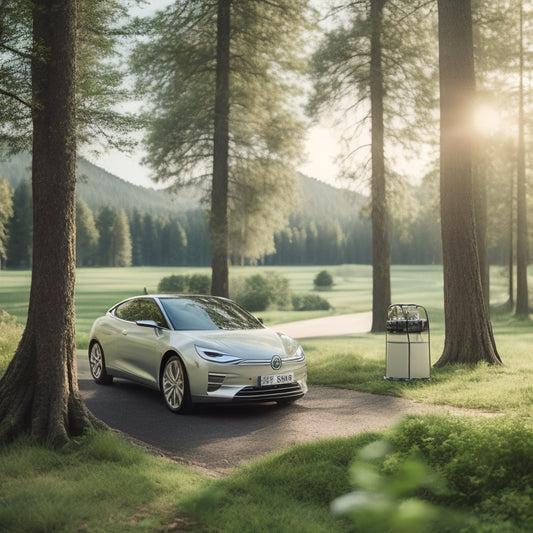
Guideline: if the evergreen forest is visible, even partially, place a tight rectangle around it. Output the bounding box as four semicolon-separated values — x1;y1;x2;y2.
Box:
0;149;519;269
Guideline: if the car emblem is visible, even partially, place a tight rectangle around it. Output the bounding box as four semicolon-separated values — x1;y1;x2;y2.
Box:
271;355;282;371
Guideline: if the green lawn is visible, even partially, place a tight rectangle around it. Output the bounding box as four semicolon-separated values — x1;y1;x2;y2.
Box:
0;263;508;345
1;265;532;532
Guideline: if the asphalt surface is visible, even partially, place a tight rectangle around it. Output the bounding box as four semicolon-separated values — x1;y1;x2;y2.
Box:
78;312;487;475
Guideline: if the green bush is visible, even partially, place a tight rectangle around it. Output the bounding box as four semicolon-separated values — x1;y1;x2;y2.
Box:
292;293;331;311
157;274;189;293
188;274;211;294
236;274;270;312
157;274;211;294
232;272;291;312
0;311;23;376
313;269;334;290
333;415;533;532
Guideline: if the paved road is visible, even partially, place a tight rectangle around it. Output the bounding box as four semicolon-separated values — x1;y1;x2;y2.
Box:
78;312;487;475
273;311;372;339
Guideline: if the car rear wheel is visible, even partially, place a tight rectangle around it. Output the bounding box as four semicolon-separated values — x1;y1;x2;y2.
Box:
89;341;113;385
161;355;190;413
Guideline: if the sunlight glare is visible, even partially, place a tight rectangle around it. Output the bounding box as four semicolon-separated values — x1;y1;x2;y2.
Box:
474;104;500;136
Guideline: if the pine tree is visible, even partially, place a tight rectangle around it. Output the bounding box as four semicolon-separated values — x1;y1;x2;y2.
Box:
0;0;100;446
435;0;501;366
131;0;312;289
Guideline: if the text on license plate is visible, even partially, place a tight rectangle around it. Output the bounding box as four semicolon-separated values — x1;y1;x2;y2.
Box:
259;373;294;386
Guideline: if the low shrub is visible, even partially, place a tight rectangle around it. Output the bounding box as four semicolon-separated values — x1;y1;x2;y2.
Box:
188;273;211;294
157;274;211;294
232;272;291;312
292;293;331;311
332;415;533;532
0;311;23;376
313;269;334;290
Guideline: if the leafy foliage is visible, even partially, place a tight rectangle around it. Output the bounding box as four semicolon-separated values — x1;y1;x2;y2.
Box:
0;177;13;267
131;0;314;263
292;293;331;311
0;0;138;155
313;269;334;290
332;415;533;532
0;310;22;376
232;272;291;312
157;274;211;294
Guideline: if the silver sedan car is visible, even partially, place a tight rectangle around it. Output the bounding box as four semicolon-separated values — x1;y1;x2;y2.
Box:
88;295;307;412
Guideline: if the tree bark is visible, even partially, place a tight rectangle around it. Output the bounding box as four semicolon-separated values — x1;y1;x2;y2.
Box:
473;159;489;309
210;0;231;298
370;0;391;333
0;0;101;446
435;0;501;367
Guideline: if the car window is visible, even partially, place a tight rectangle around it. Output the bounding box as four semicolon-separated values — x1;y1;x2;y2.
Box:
159;297;263;330
114;298;168;328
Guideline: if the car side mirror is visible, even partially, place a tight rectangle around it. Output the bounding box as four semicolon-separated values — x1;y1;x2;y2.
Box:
136;319;161;329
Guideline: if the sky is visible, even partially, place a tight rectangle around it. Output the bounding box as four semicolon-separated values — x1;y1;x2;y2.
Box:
86;123;341;191
83;0;344;191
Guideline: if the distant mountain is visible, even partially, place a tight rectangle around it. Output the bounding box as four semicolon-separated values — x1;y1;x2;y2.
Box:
295;172;366;221
0;152;202;215
0;152;365;220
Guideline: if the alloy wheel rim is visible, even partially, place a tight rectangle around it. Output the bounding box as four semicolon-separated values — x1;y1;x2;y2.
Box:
163;359;184;409
89;344;103;378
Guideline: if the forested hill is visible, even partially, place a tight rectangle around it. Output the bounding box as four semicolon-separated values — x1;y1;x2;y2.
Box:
0;152;201;215
1;153;447;266
0;151;364;221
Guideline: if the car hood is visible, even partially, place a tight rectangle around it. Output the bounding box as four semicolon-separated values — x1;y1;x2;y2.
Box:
170;328;300;359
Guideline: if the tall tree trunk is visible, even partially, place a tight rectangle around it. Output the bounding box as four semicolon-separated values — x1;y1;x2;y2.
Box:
515;0;529;317
435;0;501;367
370;0;391;333
473;159;489;309
508;157;514;307
210;0;231;298
0;0;100;446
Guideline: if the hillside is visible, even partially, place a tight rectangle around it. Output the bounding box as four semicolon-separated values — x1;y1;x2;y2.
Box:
0;152;365;221
0;152;201;216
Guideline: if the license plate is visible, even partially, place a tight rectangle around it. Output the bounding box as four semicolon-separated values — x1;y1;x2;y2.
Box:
259;372;294;386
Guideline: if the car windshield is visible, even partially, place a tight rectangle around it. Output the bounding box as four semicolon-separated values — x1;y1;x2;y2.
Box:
159;296;264;331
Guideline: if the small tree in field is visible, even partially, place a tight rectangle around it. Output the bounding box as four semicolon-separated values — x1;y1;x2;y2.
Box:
314;270;334;291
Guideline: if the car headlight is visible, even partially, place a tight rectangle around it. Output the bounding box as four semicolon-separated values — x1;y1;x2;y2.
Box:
279;334;305;361
195;346;242;364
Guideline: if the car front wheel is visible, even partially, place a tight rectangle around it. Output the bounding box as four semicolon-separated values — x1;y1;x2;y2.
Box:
89;341;113;385
161;355;190;413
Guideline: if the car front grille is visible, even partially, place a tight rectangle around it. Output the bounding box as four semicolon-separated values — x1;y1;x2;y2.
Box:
234;382;304;402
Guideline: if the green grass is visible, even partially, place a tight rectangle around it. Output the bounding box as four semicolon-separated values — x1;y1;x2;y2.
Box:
1;417;531;532
302;309;533;421
0;431;211;533
0;263;456;348
1;265;532;532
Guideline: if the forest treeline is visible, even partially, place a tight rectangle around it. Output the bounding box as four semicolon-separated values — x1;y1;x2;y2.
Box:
0;150;522;269
0;151;514;269
0;152;448;268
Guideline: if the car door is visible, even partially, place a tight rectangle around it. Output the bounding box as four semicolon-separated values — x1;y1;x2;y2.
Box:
113;298;169;387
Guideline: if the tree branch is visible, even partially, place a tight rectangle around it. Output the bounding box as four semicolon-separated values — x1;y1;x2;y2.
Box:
0;87;31;108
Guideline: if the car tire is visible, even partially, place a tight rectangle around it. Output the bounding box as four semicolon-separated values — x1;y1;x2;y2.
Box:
161;355;190;413
88;341;113;385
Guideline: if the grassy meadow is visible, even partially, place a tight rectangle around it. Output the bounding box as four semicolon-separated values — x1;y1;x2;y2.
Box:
1;265;532;532
2;263;447;346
